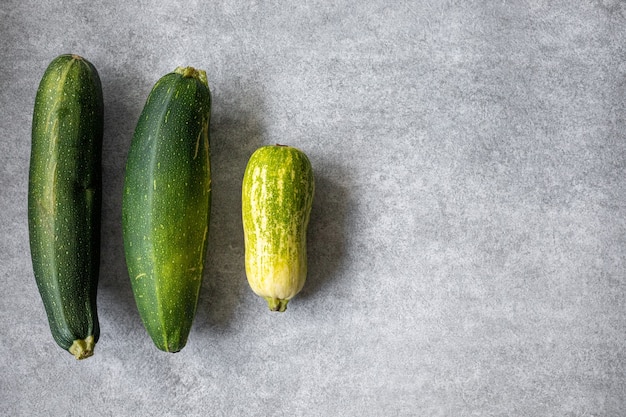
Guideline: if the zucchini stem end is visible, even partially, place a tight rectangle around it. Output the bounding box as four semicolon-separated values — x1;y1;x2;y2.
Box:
68;335;95;360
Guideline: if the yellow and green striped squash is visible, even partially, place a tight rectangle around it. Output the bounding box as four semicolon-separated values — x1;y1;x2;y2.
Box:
242;145;314;312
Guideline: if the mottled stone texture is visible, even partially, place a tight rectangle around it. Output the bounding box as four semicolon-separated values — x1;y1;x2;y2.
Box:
1;1;625;416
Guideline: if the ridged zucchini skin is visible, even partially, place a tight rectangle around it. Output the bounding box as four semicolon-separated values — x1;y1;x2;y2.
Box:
122;67;211;352
242;145;314;312
28;54;103;359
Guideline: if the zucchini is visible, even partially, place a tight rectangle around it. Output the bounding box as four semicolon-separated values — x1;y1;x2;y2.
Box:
242;145;314;312
122;67;211;352
28;54;103;359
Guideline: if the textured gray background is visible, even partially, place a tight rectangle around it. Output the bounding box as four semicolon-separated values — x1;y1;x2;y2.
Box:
1;1;625;416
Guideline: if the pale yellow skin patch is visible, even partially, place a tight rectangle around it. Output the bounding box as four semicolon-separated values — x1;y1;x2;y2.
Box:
244;235;307;301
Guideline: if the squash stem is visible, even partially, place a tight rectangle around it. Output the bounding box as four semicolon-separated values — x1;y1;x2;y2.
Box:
68;335;95;360
265;297;289;312
174;66;208;87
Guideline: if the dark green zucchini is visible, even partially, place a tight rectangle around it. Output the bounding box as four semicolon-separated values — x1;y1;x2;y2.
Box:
28;54;103;359
122;67;211;352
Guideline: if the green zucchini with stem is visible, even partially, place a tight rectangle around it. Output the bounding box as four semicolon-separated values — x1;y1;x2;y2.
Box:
242;145;315;312
28;54;103;359
122;67;211;352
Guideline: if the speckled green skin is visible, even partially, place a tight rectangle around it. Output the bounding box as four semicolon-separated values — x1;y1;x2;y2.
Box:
242;145;314;312
28;54;103;359
122;68;211;352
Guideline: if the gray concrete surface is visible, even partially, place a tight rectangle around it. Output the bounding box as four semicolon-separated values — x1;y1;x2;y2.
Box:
1;1;625;416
